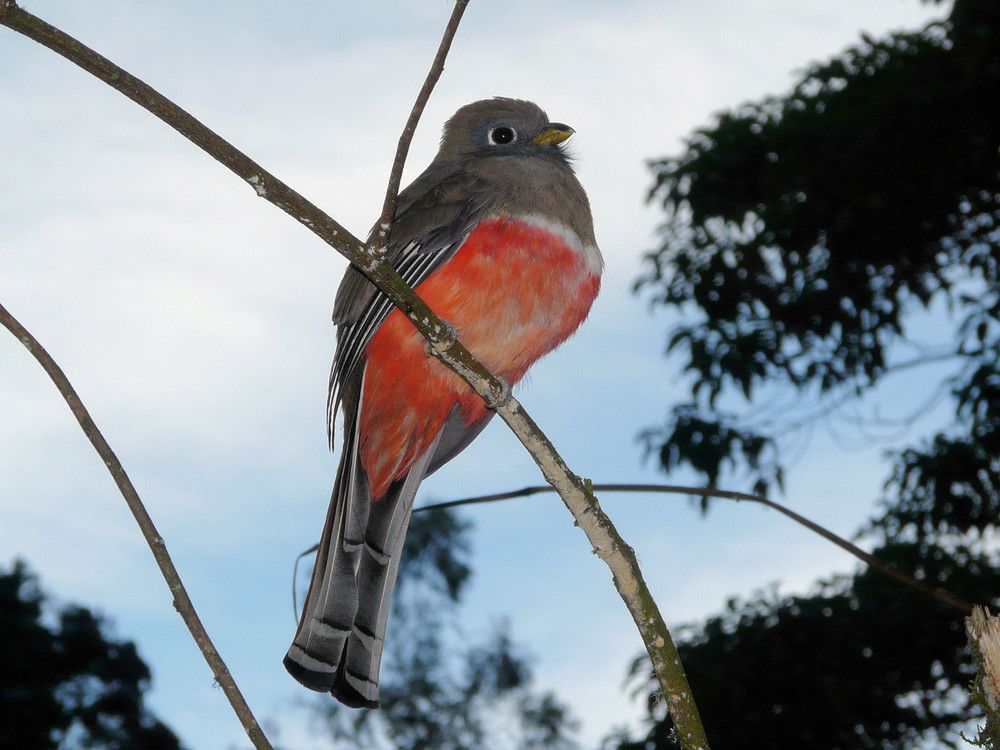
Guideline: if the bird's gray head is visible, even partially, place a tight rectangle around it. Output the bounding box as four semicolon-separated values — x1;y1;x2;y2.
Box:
436;97;574;163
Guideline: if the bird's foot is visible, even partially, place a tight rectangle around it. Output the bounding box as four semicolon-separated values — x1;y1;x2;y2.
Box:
486;375;512;410
424;318;458;357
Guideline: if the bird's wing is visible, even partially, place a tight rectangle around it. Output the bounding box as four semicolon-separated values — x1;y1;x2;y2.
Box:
326;164;497;443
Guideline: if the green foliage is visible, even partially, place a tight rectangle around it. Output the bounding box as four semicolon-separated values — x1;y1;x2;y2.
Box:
637;0;1000;496
611;483;999;749
620;0;1000;747
0;560;183;750
312;508;576;750
611;571;980;749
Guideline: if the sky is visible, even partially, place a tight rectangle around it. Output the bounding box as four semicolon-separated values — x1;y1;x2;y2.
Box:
0;1;952;748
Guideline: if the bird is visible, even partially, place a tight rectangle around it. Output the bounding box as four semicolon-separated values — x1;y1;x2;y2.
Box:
284;97;603;708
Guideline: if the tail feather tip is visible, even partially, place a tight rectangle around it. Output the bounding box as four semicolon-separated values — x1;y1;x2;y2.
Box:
283;651;336;693
332;680;380;709
283;651;380;709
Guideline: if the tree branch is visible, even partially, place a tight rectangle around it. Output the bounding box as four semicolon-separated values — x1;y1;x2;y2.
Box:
1;3;710;747
0;302;273;750
966;606;1000;748
371;0;469;253
418;483;975;615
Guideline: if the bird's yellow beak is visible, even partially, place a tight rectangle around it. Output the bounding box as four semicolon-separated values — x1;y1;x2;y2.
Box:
532;123;575;147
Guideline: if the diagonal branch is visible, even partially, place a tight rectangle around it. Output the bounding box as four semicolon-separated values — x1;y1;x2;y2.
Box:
1;3;710;747
0;301;273;750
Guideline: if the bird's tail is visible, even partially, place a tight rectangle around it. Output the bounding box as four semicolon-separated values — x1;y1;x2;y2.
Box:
284;403;439;708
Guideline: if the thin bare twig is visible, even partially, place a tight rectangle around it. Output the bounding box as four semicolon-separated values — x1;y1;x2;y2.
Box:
0;302;273;750
418;483;975;615
371;0;470;253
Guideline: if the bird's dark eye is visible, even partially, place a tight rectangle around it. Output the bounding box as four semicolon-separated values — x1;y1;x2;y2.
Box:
487;126;517;146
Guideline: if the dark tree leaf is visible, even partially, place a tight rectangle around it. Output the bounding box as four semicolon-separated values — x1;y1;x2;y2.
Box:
638;0;1000;491
619;1;1000;747
0;560;183;750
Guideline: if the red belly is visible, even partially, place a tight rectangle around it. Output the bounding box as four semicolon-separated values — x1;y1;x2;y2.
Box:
359;215;600;498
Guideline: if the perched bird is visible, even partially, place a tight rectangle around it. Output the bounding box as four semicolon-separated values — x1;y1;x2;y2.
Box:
284;97;603;707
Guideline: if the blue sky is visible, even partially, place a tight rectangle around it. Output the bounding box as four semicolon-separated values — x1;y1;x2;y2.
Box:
1;1;950;748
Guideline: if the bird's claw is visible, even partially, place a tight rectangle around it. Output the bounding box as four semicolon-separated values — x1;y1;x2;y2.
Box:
486;375;512;411
424;319;458;357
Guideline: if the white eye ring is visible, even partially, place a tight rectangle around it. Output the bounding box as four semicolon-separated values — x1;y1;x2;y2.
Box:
487;126;517;146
